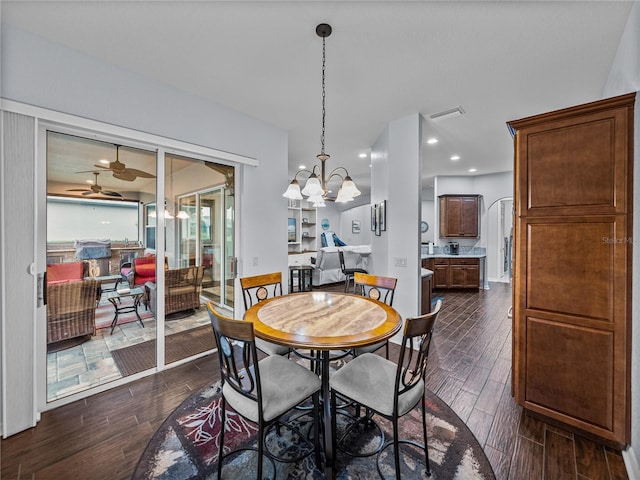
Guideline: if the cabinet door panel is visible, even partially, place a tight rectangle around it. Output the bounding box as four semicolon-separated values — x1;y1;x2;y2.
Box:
514;96;631;217
524;317;615;431
449;265;465;288
461;197;479;237
433;264;449;288
464;265;480;288
526;218;625;321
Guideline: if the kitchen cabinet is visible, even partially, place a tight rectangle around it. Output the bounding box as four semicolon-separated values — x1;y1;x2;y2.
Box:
439;195;480;238
423;257;479;289
421;271;432;315
508;93;634;447
449;258;480;288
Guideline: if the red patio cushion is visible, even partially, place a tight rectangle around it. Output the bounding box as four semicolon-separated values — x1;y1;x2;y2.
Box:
135;264;156;278
47;262;84;283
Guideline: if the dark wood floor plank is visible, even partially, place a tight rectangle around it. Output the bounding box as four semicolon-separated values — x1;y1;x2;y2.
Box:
461;365;491;396
606;448;629;480
450;389;478;423
465;408;494;446
508;435;544;480
484;444;511;480
544;429;577;480
474;379;504;416
518;411;546;445
485;383;522;454
574;435;610;480
434;375;464;405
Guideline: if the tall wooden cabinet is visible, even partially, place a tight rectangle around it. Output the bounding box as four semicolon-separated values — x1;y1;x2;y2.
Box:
508;93;634;447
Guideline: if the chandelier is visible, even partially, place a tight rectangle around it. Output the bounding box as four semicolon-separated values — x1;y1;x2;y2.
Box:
282;23;361;208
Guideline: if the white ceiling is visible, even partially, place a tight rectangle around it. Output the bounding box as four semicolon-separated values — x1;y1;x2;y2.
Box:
3;1;634;200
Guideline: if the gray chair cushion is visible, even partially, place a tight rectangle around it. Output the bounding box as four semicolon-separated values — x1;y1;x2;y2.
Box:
223;355;321;423
330;353;424;417
353;340;385;356
256;338;290;356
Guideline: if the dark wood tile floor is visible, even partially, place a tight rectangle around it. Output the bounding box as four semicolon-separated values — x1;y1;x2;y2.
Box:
0;282;629;479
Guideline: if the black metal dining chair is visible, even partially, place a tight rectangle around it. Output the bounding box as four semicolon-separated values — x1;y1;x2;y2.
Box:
240;272;291;356
207;303;322;479
338;250;368;292
351;272;397;359
330;299;442;479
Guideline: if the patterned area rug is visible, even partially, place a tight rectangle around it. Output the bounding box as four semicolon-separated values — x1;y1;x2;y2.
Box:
133;381;495;479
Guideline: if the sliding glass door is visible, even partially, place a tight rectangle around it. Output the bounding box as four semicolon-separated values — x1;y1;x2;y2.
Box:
45;130;236;401
164;154;235;365
46;131;157;401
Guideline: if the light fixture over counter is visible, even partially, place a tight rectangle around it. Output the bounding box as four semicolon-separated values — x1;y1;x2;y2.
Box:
282;23;361;208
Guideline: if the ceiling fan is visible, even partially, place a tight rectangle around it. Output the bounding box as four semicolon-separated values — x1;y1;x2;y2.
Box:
67;172;123;198
87;144;156;182
205;163;235;195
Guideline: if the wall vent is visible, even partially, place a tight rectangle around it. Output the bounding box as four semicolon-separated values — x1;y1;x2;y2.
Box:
428;106;465;121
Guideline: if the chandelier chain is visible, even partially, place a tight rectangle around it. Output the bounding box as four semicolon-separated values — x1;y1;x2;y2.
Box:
320;35;326;156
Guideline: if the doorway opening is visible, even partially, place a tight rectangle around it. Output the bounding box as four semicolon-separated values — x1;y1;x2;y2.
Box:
486;197;513;283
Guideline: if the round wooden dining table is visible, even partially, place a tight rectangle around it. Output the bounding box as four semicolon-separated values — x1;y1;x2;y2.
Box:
244;291;402;479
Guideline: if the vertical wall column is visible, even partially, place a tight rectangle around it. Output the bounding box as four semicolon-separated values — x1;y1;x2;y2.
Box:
370;113;423;321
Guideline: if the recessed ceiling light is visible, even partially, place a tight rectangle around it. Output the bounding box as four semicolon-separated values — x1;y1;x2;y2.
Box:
427;138;438;145
468;168;477;173
359;153;367;158
450;155;460;161
86;179;94;184
99;159;110;165
299;164;306;169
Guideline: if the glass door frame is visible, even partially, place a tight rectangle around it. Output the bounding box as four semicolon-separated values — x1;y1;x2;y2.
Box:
177;184;234;311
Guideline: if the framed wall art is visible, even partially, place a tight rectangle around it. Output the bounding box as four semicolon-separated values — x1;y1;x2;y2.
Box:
371;204;377;231
379;200;387;231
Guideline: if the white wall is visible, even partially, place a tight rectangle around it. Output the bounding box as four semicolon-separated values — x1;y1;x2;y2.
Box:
339;204;372;246
421;184;436;244
1;25;288;434
2;23;289;292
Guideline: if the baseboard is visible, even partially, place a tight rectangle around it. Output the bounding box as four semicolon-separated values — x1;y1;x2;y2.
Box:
623;445;640;480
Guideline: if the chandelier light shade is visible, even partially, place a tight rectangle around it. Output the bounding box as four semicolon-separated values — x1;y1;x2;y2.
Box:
282;23;361;207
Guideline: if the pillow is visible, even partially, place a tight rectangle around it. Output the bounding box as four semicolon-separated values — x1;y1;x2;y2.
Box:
135;264;156;277
322;231;336;247
47;262;84;283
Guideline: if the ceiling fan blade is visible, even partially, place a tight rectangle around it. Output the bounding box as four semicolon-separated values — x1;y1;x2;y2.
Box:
92;164;112;170
101;190;123;198
206;163;233;175
113;171;137;182
67;188;90;192
124;168;156;178
81;191;94;196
